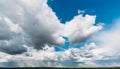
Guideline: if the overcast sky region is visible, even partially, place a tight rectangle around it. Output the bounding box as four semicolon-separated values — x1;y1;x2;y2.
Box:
0;0;120;67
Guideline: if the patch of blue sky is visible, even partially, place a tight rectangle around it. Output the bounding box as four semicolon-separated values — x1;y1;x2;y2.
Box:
54;36;70;51
48;0;120;26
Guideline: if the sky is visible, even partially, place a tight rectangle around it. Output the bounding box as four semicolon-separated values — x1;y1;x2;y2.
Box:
48;0;120;50
0;0;120;67
48;0;120;28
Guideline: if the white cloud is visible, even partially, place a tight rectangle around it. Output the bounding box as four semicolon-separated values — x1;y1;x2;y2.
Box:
0;41;120;67
0;43;99;67
0;0;65;50
0;0;108;67
78;10;85;14
63;15;103;44
0;0;102;53
92;19;120;57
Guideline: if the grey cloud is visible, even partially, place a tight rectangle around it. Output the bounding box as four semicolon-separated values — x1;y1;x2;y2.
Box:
0;16;27;54
0;0;65;50
0;17;12;40
0;43;102;67
0;0;102;54
0;35;27;54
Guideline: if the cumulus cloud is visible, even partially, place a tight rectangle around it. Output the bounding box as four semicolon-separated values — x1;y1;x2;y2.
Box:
0;0;102;54
0;43;99;67
1;42;119;67
0;16;27;54
0;0;120;67
1;39;120;67
63;15;103;44
2;0;120;67
0;0;65;48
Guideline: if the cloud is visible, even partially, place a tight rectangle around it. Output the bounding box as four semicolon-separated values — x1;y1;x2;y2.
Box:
0;43;99;67
0;17;12;40
0;40;120;67
78;10;85;14
0;16;27;54
0;0;65;51
92;19;120;57
0;0;120;66
1;43;119;67
0;0;102;55
63;15;103;44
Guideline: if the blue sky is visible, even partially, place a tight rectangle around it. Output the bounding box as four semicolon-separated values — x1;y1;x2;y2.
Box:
47;0;120;51
1;0;120;67
48;0;120;27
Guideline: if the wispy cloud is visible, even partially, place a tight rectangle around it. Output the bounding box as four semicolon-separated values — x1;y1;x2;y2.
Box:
92;19;120;57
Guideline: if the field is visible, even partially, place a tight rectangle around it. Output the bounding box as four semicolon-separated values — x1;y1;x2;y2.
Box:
0;67;120;69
